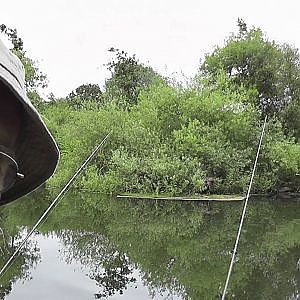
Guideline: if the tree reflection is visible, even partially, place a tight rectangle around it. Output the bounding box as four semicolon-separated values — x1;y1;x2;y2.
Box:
92;252;136;299
56;229;137;298
0;192;45;299
0;227;40;299
1;189;300;299
41;192;300;299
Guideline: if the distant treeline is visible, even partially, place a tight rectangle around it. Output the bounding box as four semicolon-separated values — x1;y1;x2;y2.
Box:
2;20;300;195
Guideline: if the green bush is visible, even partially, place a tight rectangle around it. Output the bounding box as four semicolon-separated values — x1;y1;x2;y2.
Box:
41;65;299;196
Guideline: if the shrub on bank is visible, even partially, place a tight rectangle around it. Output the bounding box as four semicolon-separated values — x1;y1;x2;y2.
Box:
42;76;299;196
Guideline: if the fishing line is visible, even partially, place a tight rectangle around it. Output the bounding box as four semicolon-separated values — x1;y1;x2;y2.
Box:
0;131;112;279
221;115;267;300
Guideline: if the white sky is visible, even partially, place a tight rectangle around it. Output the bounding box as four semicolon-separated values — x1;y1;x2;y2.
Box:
1;0;300;98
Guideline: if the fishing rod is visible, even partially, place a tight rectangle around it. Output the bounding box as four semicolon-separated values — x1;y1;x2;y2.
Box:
0;131;112;279
221;115;268;300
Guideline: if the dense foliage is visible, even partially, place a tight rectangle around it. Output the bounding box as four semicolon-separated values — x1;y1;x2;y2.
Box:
2;22;300;196
42;70;299;195
38;21;299;196
200;19;300;140
104;48;162;108
0;24;48;108
66;83;103;109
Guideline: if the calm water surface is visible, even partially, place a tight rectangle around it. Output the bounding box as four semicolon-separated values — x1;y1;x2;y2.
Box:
0;189;299;299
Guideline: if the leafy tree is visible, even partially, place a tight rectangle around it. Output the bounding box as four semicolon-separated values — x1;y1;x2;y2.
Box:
0;24;47;107
281;99;300;141
104;48;161;107
67;83;103;109
0;24;23;51
200;19;300;119
44;73;299;195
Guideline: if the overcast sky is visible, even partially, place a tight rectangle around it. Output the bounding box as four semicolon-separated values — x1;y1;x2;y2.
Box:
1;0;300;98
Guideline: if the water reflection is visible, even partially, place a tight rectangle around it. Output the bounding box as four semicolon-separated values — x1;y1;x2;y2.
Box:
0;189;299;299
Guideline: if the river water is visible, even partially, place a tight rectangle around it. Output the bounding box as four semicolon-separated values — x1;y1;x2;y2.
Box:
0;189;299;299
